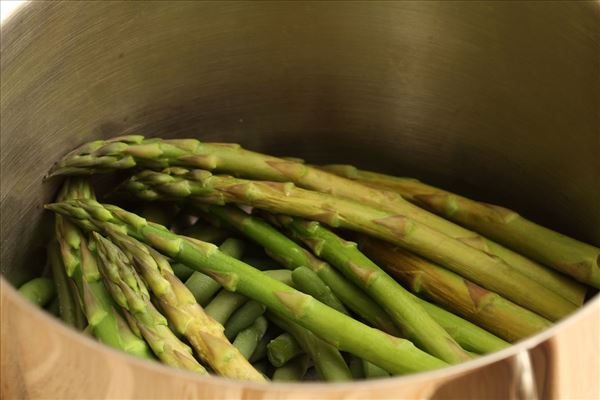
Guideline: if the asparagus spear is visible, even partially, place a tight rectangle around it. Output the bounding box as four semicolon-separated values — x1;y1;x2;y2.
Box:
291;267;348;314
185;238;247;306
412;296;509;354
103;230;265;381
121;168;575;321
171;263;195;280
48;136;592;295
55;179;153;358
272;355;310;382
93;233;207;373
249;328;275;363
276;216;470;364
233;316;269;359
267;333;304;368
225;301;267;340
321;164;596;293
268;313;353;382
48;240;86;328
362;360;390;379
205;290;248;325
358;236;552;342
18;277;56;307
189;204;399;335
46;200;448;374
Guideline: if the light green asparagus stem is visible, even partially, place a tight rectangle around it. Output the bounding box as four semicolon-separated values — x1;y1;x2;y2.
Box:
225;301;267;340
233;316;269;359
47;200;448;374
362;360;390;379
49;136;591;295
48;240;86;328
172;263;195;280
269;313;352;382
277;216;469;364
272;355;310;382
55;179;153;358
359;236;553;342
205;290;248;325
412;296;509;354
185;238;247;306
93;233;206;373
191;204;398;335
99;230;265;381
263;269;294;286
267;333;305;368
122;168;575;321
18;277;56;307
321;164;595;294
291;267;348;314
249;329;274;363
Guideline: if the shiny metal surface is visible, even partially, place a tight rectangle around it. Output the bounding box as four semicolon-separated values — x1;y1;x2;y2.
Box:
1;1;599;396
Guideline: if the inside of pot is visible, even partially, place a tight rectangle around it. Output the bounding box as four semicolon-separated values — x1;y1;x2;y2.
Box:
2;2;598;285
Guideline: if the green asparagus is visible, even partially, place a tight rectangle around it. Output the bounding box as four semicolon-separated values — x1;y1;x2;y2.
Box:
55;179;153;358
189;204;398;335
121;168;575;321
46;200;448;374
18;277;56;307
358;236;552;342
277;216;470;364
321;164;599;290
93;233;207;373
98;229;265;381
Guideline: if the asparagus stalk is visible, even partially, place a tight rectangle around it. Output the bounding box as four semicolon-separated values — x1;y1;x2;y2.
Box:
122;168;575;321
171;263;195;280
46;200;448;374
99;229;265;381
268;313;353;382
358;236;553;342
190;204;399;335
185;238;247;306
93;233;207;373
249;329;275;363
48;136;592;295
205;290;248;325
362;360;390;379
18;277;56;307
233;316;269;359
137;203;177;227
276;216;470;364
55;179;153;358
272;355;310;382
291;267;348;314
321;164;596;293
225;301;267;340
267;333;304;368
48;240;86;328
412;296;509;354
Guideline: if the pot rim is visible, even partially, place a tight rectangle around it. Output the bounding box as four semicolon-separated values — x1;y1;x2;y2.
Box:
2;276;598;389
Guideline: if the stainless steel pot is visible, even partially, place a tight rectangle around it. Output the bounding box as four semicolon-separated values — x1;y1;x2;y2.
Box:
1;2;598;399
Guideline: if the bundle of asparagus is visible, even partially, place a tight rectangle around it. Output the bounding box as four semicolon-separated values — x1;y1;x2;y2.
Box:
15;134;594;382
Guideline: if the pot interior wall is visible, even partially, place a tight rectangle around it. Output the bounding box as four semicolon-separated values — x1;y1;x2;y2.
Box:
1;2;599;286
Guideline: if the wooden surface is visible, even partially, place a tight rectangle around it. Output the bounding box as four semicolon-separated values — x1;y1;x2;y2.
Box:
2;278;599;399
